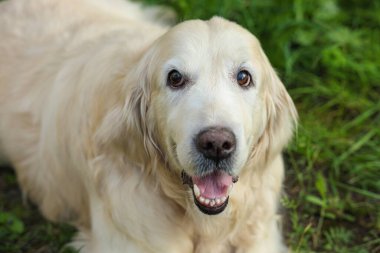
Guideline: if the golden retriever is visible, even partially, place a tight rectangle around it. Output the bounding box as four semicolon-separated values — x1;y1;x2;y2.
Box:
0;0;297;252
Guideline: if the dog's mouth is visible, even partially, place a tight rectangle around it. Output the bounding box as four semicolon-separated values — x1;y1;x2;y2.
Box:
181;170;239;215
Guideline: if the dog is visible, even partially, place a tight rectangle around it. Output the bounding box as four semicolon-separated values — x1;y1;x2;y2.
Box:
0;0;297;252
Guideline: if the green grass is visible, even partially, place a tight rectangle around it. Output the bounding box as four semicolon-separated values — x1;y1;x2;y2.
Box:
0;167;77;253
1;0;379;252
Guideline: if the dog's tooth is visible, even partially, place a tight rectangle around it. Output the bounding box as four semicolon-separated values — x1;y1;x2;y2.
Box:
193;184;200;197
210;200;215;207
204;198;210;205
199;196;205;203
221;196;227;203
215;198;221;205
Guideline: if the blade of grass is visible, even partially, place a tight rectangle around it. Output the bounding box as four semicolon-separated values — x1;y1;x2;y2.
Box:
333;129;377;170
336;182;380;201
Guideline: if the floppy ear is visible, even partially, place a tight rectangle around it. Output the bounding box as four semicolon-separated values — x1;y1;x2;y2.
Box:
94;50;161;165
250;53;298;166
123;61;161;163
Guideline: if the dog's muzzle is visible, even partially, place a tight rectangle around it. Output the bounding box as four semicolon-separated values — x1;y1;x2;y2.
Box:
180;126;239;215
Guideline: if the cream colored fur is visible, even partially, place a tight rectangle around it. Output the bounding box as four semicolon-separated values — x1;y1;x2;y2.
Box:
0;0;297;252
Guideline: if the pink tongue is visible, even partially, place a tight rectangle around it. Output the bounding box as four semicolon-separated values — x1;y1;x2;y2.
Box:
192;171;233;199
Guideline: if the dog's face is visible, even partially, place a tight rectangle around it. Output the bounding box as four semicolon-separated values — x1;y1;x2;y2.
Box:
126;17;296;215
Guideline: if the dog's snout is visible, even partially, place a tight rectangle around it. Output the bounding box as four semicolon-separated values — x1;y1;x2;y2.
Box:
195;127;236;162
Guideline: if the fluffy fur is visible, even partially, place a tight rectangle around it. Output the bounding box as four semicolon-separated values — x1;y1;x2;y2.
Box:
0;0;297;252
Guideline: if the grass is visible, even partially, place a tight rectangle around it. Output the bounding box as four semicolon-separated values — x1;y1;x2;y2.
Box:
0;166;77;253
1;0;379;252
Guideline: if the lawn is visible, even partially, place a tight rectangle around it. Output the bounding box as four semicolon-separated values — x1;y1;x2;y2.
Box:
1;0;379;252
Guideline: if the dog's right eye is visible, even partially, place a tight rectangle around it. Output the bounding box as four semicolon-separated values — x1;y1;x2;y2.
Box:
236;70;253;88
167;70;186;89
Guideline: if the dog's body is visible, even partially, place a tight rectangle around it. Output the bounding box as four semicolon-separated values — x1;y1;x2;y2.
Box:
0;0;297;252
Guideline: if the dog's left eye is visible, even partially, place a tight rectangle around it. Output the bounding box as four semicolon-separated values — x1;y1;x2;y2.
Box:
236;70;252;88
167;70;186;89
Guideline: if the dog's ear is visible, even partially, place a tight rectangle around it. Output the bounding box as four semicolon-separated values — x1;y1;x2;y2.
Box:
250;52;298;165
124;60;160;162
95;50;160;165
122;49;163;164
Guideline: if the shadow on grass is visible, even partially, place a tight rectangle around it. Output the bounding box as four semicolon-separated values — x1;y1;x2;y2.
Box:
0;166;77;253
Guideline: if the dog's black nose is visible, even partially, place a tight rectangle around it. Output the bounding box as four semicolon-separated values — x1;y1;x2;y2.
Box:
195;127;236;162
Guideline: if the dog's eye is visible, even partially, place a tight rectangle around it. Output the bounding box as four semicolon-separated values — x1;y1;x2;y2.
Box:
167;70;186;88
236;70;252;87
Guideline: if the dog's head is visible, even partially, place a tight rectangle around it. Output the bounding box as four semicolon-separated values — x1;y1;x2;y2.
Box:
115;17;297;215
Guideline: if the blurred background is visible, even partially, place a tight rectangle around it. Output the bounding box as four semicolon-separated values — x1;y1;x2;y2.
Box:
1;0;379;252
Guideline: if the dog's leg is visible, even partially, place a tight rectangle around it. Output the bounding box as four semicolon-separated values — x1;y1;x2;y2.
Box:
241;219;288;253
78;159;194;253
233;156;288;253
